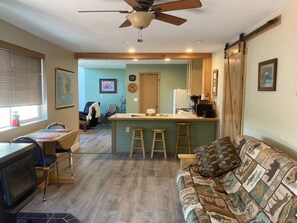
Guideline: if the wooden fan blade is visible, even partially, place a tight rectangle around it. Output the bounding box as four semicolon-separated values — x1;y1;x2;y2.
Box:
78;10;129;13
119;20;132;28
124;0;141;8
151;0;202;12
154;12;186;25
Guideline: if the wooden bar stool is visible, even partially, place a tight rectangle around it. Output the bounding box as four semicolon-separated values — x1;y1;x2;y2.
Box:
130;128;145;159
174;122;191;158
151;128;167;159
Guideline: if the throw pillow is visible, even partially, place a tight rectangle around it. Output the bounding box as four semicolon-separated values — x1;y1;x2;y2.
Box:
193;136;241;178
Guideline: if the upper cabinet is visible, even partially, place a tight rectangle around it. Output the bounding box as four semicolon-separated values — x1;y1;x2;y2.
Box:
187;58;212;100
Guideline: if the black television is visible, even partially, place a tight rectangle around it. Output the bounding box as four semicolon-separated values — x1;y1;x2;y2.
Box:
0;155;38;207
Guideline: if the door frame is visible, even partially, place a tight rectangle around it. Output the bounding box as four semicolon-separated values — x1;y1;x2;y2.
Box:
138;72;160;113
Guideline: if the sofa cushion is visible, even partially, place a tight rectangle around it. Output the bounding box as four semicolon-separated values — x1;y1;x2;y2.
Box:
193;136;241;178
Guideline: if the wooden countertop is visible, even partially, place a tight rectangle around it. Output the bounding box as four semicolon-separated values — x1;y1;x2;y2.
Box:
109;113;219;121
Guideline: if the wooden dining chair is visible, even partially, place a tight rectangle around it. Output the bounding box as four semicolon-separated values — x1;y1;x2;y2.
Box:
46;122;76;176
13;136;60;201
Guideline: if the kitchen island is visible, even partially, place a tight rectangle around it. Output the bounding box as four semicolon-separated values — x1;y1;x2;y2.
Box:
109;113;219;154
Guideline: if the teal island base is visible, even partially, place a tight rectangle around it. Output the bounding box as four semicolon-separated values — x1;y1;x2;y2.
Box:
109;114;219;155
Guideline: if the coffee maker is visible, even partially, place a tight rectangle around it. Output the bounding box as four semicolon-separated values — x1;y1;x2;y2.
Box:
190;95;200;111
190;95;215;117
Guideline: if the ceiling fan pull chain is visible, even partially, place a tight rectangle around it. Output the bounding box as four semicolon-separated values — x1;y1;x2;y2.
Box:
138;29;143;43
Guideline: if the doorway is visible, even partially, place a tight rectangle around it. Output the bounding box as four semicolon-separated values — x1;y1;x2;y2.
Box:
139;73;160;113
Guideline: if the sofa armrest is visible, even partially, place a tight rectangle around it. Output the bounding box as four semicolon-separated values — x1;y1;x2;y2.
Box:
178;154;197;168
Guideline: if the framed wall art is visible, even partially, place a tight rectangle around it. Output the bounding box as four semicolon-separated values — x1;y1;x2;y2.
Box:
258;58;278;91
212;69;218;96
99;79;117;93
55;68;74;109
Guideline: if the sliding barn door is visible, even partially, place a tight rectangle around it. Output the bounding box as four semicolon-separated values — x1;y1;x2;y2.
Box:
221;42;246;141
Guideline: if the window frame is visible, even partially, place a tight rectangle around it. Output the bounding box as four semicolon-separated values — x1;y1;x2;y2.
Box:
0;40;47;130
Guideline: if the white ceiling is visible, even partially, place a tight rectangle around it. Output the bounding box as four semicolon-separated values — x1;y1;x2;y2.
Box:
0;0;291;67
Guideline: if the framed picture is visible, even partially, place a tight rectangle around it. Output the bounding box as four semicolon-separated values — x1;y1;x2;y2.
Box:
212;69;218;96
258;58;278;91
55;68;74;109
99;79;117;93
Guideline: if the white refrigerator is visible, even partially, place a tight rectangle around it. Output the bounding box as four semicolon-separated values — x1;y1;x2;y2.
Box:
173;89;191;114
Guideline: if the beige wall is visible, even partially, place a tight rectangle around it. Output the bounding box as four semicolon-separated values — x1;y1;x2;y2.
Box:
212;0;297;158
244;0;297;157
0;19;79;141
211;49;224;138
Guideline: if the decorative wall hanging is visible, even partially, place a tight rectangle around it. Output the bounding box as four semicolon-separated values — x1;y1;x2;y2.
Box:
212;69;218;96
258;58;278;91
55;68;74;109
99;79;117;93
127;83;138;93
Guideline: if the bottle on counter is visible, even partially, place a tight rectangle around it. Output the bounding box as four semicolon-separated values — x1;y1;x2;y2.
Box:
11;111;20;127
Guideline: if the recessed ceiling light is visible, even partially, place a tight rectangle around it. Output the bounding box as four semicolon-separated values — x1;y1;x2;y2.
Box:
185;49;193;53
128;49;135;53
165;58;171;61
133;59;138;61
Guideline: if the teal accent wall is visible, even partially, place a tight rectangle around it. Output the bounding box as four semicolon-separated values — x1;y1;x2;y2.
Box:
126;64;187;113
78;68;126;115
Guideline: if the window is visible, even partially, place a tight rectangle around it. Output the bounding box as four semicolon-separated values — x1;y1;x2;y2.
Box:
0;105;42;128
0;41;46;129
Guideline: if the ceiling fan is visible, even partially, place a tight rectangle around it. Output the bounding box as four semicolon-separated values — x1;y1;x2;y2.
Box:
78;0;202;29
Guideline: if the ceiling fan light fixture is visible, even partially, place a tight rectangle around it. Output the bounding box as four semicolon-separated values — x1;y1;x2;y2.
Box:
127;12;156;29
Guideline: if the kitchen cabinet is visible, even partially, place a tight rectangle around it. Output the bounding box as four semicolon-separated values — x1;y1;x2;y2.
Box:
187;58;212;100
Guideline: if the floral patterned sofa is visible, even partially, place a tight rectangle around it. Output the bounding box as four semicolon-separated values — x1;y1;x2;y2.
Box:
177;135;297;222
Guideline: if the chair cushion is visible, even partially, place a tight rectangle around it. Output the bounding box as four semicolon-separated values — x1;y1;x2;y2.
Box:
35;155;57;167
55;146;70;153
193;136;241;178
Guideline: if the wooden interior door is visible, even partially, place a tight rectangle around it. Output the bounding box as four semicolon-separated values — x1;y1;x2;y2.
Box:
139;73;159;113
221;42;246;140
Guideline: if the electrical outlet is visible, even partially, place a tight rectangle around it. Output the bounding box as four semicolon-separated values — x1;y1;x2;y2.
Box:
126;127;130;133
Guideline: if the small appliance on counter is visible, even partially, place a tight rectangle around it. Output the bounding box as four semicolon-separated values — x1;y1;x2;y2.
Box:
190;94;215;118
190;95;200;111
197;103;213;117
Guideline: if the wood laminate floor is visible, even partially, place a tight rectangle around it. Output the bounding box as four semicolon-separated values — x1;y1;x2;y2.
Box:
21;129;184;223
76;125;112;154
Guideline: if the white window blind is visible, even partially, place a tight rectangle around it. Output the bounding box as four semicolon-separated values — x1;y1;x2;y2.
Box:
0;47;42;107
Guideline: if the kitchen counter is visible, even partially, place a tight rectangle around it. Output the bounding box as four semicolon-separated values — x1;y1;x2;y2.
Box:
109;113;219;121
109;113;219;154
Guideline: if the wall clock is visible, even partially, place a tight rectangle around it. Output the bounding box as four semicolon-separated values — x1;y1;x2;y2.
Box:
129;75;136;81
127;83;138;93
